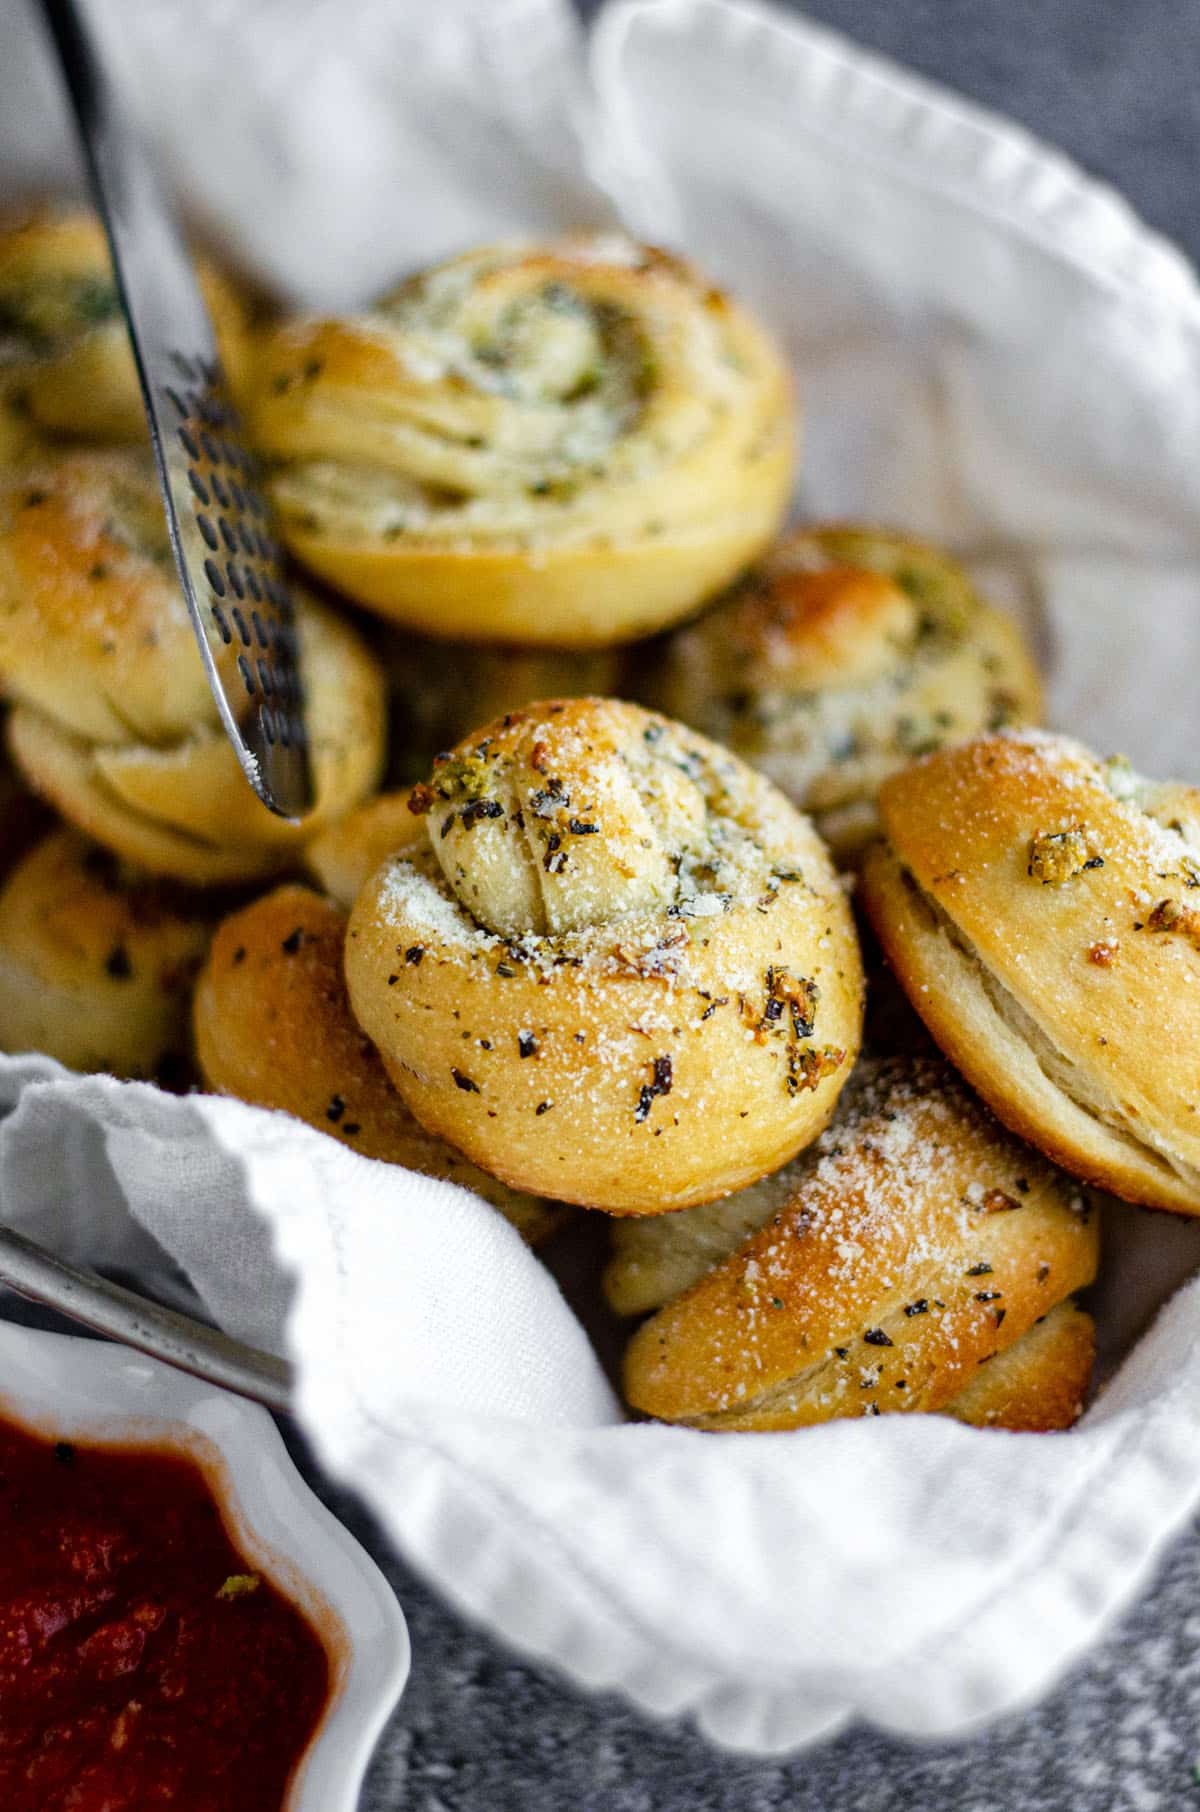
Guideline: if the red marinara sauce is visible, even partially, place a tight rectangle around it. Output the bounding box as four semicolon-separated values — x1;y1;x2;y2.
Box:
0;1415;331;1811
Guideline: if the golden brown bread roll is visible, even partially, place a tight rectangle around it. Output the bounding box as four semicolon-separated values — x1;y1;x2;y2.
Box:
860;731;1200;1216
344;698;863;1214
0;827;213;1080
0;205;253;442
0;448;386;884
623;1056;1098;1428
249;236;794;646
194;884;562;1245
654;526;1041;862
943;1300;1095;1432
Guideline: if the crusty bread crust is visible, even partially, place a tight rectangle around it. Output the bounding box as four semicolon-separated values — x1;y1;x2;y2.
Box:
0;828;212;1080
194;884;562;1246
860;733;1200;1214
249;238;794;646
945;1300;1094;1432
345;699;863;1214
0;205;253;442
623;1057;1098;1428
655;525;1042;863
0;451;386;884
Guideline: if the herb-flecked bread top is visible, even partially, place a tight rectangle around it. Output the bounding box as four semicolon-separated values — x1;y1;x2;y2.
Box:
655;525;1042;862
860;730;1200;1215
344;697;863;1214
249;236;795;646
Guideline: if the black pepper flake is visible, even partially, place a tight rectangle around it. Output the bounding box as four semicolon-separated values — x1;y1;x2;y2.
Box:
535;1100;552;1116
1037;1264;1051;1284
495;962;516;978
518;1032;537;1059
974;1290;1003;1303
834;1347;849;1359
769;1296;785;1310
451;1069;480;1093
326;1095;345;1124
895;1380;907;1390
904;1300;929;1317
281;927;304;955
567;818;598;835
405;945;426;966
864;1403;881;1417
635;1055;674;1123
232;946;246;966
387;974;399;986
700;997;729;1021
342;1122;361;1137
863;1328;893;1347
104;943;133;980
994;1308;1006;1327
966;1262;993;1276
460;798;504;829
1016;1178;1030;1194
54;1441;75;1467
440;813;456;839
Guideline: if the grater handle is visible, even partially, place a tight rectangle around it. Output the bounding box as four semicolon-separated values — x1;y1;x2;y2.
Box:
36;0;315;820
0;1224;294;1413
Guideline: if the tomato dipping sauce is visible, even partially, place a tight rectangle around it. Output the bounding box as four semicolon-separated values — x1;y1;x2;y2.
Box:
0;1414;331;1811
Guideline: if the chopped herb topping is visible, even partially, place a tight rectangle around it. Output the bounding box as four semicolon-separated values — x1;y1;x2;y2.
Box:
217;1573;261;1601
634;1054;674;1123
104;944;133;980
1028;825;1103;884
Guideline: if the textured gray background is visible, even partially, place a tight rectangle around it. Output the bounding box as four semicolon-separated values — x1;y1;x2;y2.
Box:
347;5;1200;1808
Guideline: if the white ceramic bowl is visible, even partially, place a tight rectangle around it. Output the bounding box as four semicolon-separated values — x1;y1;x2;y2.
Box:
0;1321;410;1812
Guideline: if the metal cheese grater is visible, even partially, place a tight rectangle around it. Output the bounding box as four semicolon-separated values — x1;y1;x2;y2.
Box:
38;0;314;821
0;0;312;1411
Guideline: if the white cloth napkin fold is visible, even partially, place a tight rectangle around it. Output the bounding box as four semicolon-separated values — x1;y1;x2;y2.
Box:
4;0;1200;1752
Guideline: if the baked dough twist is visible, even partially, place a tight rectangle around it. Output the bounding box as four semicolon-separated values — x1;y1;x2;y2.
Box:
249;236;794;646
0;828;213;1081
655;525;1041;862
344;698;863;1213
0;206;252;443
0;449;386;883
860;730;1200;1215
195;885;562;1245
622;1056;1098;1428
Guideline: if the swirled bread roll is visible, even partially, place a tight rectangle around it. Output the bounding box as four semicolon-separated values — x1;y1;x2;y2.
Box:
194;885;563;1245
0;206;253;442
860;731;1200;1216
250;236;794;646
0;828;213;1081
623;1056;1098;1429
345;698;863;1214
0;449;386;883
655;526;1041;862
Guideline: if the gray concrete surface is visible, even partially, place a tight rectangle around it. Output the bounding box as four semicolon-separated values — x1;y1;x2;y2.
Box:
351;5;1200;1807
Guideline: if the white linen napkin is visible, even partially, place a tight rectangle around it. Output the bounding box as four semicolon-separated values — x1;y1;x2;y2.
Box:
4;0;1200;1752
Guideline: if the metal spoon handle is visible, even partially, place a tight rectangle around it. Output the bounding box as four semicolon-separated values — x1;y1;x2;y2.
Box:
0;1225;294;1412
